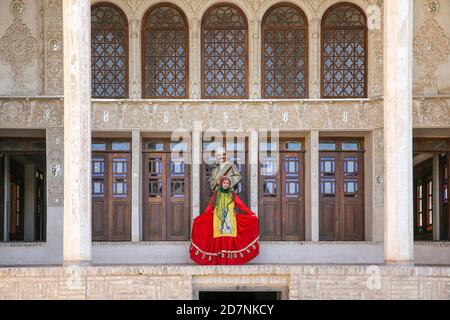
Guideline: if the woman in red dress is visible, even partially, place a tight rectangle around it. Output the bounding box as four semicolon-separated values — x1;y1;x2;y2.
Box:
190;176;259;265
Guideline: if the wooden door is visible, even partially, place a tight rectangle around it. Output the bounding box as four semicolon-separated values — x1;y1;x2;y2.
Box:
259;153;281;240
340;153;364;240
201;153;216;212
442;153;450;240
167;154;190;240
35;170;46;241
319;152;339;240
143;150;190;240
0;155;4;241
9;166;24;241
413;158;433;240
92;155;108;240
143;153;166;240
109;154;131;241
92;153;131;241
319;152;364;240
281;152;305;240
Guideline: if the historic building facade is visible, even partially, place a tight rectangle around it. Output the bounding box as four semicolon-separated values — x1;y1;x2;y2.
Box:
0;0;449;299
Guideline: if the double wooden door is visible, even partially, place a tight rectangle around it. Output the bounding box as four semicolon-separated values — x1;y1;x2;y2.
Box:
319;152;364;240
92;153;131;241
259;150;305;240
143;152;190;240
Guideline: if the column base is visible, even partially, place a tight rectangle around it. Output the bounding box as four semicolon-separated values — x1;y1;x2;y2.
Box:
63;260;91;267
384;259;415;266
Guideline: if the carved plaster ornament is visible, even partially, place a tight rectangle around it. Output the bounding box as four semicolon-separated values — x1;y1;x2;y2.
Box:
0;0;37;91
414;0;450;93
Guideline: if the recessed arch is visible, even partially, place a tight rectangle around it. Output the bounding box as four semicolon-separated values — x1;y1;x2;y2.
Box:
201;3;249;99
91;2;129;98
141;3;189;98
321;2;368;98
261;2;308;98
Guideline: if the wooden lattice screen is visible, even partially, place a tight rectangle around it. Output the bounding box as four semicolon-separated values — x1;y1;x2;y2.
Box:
321;4;367;98
262;4;308;98
91;4;129;98
202;4;248;99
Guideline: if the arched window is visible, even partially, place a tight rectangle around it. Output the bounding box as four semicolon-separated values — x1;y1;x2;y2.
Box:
142;4;188;98
202;4;248;99
262;4;308;99
321;3;367;98
91;4;129;98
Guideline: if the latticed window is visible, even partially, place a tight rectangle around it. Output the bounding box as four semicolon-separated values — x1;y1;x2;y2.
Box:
142;4;188;98
202;4;248;99
262;4;308;98
321;4;367;98
91;4;128;98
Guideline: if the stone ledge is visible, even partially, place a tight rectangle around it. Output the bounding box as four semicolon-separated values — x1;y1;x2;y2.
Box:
1;264;449;276
0;241;46;247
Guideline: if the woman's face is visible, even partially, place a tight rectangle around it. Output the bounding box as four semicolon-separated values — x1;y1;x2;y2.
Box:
216;152;227;163
221;179;230;190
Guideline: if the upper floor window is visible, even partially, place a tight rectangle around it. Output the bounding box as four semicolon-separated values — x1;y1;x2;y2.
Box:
142;4;189;98
262;4;308;98
321;3;367;98
202;4;248;99
91;4;129;98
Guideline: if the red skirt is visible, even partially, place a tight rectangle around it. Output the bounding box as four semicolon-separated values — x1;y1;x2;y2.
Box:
190;193;259;265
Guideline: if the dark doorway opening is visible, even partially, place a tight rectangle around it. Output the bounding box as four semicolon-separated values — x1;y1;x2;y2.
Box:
199;291;282;300
0;138;46;242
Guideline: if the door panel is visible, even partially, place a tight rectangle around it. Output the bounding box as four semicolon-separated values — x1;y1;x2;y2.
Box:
110;155;131;241
167;155;190;240
144;153;166;240
341;154;364;240
413;158;433;240
259;155;281;240
92;153;131;241
319;153;339;240
9;160;24;241
281;153;304;240
92;155;108;240
35;170;46;241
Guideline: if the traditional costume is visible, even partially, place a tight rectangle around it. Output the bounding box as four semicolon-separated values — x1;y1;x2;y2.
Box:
190;178;259;265
209;161;241;193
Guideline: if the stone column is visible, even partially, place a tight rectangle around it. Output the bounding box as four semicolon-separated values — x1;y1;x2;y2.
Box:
190;18;201;99
63;0;92;265
309;17;321;99
131;130;141;241
249;130;259;214
129;19;140;99
249;20;261;99
383;0;414;264
307;130;319;241
192;123;202;219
